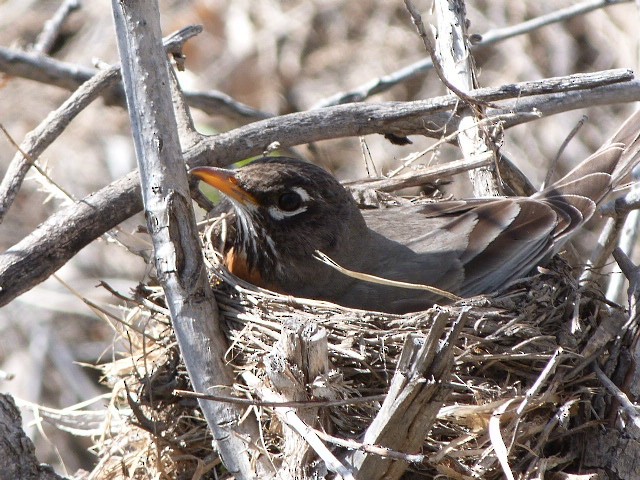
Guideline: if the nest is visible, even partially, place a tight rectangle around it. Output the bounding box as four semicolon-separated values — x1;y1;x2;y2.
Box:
83;204;633;480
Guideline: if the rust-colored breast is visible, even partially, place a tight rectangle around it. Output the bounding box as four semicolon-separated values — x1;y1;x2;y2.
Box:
224;247;267;288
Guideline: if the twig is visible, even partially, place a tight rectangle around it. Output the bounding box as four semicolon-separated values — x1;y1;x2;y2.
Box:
0;64;120;224
312;428;426;463
387;112;529;177
0;123;77;202
174;389;386;408
579;215;630;289
349;152;494;194
508;347;564;466
612;247;640;319
315;0;632;107
542;115;587;189
32;0;81;54
593;362;640;431
185;90;272;122
480;0;630;47
3;80;640;308
163;25;203;70
314;250;461;301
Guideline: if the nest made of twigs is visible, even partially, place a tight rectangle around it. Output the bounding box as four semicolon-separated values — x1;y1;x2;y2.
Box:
82;202;628;479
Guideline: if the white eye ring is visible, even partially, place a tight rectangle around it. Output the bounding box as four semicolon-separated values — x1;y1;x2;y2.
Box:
268;187;310;220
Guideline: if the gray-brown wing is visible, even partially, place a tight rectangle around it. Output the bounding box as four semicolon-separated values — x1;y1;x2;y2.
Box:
366;198;568;301
362;198;558;301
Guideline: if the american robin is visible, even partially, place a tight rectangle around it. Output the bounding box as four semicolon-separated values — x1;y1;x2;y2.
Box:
190;112;640;314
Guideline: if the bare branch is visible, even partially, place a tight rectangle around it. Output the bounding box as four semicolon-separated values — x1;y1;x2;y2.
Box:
0;38;270;124
2;78;640;308
404;0;483;106
315;0;632;107
594;362;640;433
111;2;267;477
32;0;81;54
0;64;120;224
431;0;502;196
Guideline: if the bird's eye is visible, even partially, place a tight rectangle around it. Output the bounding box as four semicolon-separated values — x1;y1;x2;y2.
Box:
277;191;303;212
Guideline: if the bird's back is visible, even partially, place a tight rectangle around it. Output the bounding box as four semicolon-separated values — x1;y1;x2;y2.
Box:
352;110;640;312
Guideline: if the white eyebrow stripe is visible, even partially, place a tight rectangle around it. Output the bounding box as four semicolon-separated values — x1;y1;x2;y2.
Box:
292;186;311;201
266;186;311;220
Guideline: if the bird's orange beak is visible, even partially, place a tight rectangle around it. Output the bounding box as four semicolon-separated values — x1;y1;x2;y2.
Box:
189;166;258;206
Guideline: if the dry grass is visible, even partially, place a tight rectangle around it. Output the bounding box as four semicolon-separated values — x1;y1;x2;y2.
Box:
83;208;627;479
1;0;639;477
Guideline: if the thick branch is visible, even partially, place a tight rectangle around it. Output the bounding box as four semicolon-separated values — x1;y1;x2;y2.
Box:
346;310;468;479
431;0;502;196
0;393;67;480
111;2;266;478
2;80;640;308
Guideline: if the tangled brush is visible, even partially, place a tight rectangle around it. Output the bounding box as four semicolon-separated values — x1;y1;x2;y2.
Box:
85;208;632;479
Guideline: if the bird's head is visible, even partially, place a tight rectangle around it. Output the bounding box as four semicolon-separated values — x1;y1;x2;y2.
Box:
190;157;364;279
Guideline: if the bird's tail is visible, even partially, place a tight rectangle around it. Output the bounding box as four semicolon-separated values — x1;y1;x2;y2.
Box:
539;109;640;201
533;109;640;242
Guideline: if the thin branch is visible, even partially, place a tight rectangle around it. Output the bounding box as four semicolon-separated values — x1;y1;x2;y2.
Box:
315;0;632;107
313;428;426;463
0;32;270;124
0;64;120;224
348;152;494;194
32;0;81;54
479;0;631;47
174;389;386;408
594;362;640;430
612;246;640;319
3;80;640;308
185;90;273;122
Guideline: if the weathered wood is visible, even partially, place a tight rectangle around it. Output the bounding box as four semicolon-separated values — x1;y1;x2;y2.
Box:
266;319;331;478
432;0;502;196
346;309;468;479
0;393;66;480
2;70;640;308
110;1;268;478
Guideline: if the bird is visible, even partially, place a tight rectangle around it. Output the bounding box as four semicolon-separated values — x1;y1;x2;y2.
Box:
190;111;640;314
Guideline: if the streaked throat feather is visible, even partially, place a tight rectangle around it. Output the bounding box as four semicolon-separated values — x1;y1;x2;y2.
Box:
232;203;279;276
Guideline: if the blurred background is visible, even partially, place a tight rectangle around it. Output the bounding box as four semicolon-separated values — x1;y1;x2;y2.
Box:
0;0;638;474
